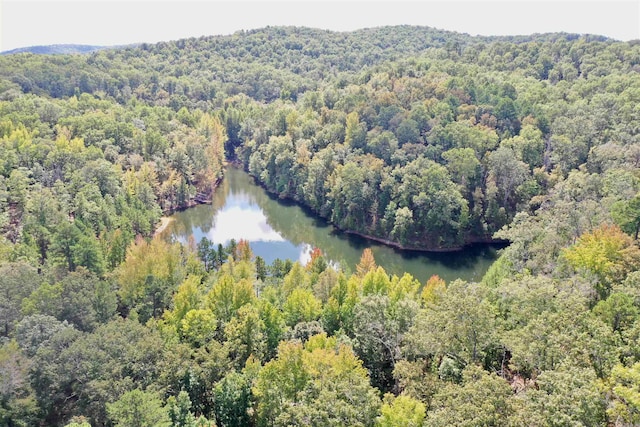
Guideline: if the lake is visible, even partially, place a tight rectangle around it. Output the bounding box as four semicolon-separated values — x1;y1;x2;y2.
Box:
159;167;503;283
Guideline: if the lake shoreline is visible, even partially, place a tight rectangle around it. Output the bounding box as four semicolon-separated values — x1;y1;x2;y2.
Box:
153;216;174;237
157;167;502;283
338;228;506;253
241;166;508;254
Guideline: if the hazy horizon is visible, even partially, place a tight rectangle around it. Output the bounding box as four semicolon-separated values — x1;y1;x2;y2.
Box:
1;1;638;52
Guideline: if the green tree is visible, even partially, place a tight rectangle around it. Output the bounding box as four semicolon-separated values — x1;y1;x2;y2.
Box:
167;390;207;427
213;371;252;427
28;325;82;425
441;147;480;191
593;292;639;333
425;365;513;427
14;314;72;357
22;268;113;332
404;280;496;368
511;367;606;427
258;299;286;360
31;318;166;426
0;262;39;337
502;122;544;169
612;193;640;239
394;158;469;247
486;145;530;210
253;337;380;427
197;237;215;271
255;256;267;281
22;186;63;265
283;288;322;326
352;294;419;392
224;303;267;367
396;119;420;146
376;394;426;427
606;362;640;425
0;341;38;427
107;389;170;427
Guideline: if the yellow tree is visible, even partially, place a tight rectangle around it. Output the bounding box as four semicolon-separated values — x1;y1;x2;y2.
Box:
562;224;640;300
356;248;377;277
421;275;446;306
253;335;380;427
234;239;253;262
376;394;426;427
163;275;203;328
199;113;225;184
117;237;184;321
206;274;255;324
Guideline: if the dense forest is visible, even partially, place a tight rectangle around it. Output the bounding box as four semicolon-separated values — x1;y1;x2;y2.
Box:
0;25;640;426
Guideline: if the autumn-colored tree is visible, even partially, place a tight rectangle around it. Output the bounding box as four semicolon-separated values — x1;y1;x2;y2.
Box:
561;224;640;300
389;273;421;304
356;248;377;277
117;237;184;321
305;247;327;275
421;274;446;305
179;309;217;347
234;239;253;262
199;113;226;187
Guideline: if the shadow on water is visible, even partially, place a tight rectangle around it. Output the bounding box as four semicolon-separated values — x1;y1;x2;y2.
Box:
393;241;510;270
161;168;506;284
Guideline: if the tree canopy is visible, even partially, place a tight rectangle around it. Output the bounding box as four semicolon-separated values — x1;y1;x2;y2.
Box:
0;25;639;427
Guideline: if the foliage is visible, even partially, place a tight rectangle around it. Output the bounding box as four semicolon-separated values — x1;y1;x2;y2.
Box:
0;24;639;427
606;362;640;425
117;237;185;321
561;224;640;300
511;367;606;427
107;389;170;427
253;337;381;427
425;365;513;427
376;394;426;427
213;370;252;427
405;280;497;368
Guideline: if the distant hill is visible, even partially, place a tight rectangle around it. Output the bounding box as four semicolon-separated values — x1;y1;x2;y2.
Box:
1;44;110;55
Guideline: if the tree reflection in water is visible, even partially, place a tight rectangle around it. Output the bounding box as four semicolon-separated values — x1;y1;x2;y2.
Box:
160;168;503;283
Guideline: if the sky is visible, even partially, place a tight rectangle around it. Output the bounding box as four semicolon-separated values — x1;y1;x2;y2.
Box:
1;0;639;52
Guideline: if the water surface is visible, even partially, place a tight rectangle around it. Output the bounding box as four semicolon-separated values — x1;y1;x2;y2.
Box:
161;168;503;283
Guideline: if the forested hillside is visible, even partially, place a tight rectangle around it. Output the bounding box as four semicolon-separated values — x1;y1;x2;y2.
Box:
0;45;111;56
1;26;640;426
